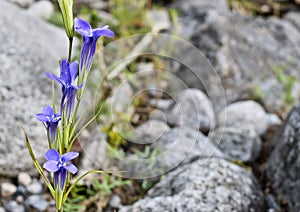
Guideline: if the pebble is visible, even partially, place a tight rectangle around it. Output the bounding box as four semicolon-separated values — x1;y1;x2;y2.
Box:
1;182;17;198
18;172;32;186
26;181;43;194
4;201;25;212
26;195;49;211
109;194;122;208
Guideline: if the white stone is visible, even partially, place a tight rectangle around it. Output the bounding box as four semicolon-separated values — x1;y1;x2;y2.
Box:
18;172;32;186
1;182;17;198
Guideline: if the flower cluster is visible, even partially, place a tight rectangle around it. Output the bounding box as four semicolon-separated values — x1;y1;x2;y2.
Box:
34;16;114;210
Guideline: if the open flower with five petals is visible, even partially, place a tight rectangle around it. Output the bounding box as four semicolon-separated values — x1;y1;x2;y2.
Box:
43;149;79;190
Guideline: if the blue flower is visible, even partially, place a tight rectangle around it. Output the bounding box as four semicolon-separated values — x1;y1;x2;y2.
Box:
46;59;82;117
43;149;79;190
74;17;114;72
36;106;61;142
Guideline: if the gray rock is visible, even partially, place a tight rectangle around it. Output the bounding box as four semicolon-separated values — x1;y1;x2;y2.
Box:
17;172;32;186
26;0;54;20
266;105;300;211
217;101;268;135
146;9;171;32
26;195;49;211
167;89;215;132
0;0;68;177
284;12;300;31
26;181;43;194
1;182;17;198
132;120;170;144
4;201;25;212
172;0;228;16
120;158;264;211
173;1;300;113
121;127;225;179
79;130;109;176
210;126;262;162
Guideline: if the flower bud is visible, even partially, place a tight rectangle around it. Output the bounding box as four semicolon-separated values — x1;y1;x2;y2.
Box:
58;0;74;38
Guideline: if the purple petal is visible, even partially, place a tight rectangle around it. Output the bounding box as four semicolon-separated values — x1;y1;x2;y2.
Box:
48;124;58;142
64;163;78;174
92;26;114;39
59;169;67;189
43;160;59;172
70;61;79;82
61;151;79;163
45;149;60;161
35;113;50;122
42;106;54;116
74;18;92;37
60;59;71;85
45;72;63;85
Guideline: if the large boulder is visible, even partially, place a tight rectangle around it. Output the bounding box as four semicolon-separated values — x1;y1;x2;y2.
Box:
173;0;300;113
120;158;264;211
266;105;300;211
0;1;68;177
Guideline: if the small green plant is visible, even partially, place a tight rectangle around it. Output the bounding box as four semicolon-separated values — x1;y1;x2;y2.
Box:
272;63;296;105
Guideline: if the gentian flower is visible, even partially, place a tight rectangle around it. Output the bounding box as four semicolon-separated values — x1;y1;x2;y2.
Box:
74;17;114;72
46;59;82;117
43;149;79;189
36;106;61;142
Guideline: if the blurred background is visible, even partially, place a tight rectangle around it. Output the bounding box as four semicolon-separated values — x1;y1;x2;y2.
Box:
0;0;300;211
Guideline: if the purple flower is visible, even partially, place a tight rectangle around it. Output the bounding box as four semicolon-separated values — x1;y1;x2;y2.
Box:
43;149;79;189
74;17;114;72
46;59;82;117
36;106;61;142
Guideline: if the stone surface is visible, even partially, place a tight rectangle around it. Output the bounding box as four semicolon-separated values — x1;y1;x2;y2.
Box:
0;0;68;177
4;201;25;212
17;172;32;186
210;126;262;162
173;0;300;114
146;9;171;32
167;89;215;132
131;120;170;144
26;181;43;194
25;195;49;211
79;130;109;176
26;0;54;20
266;105;300;211
120;158;264;211
1;182;17;198
121;127;226;179
217;100;268;135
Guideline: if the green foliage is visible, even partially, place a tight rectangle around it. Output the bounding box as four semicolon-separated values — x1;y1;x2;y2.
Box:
272;63;296;105
109;0;151;37
88;174;131;196
101;123;128;149
63;185;87;212
63;174;130;211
